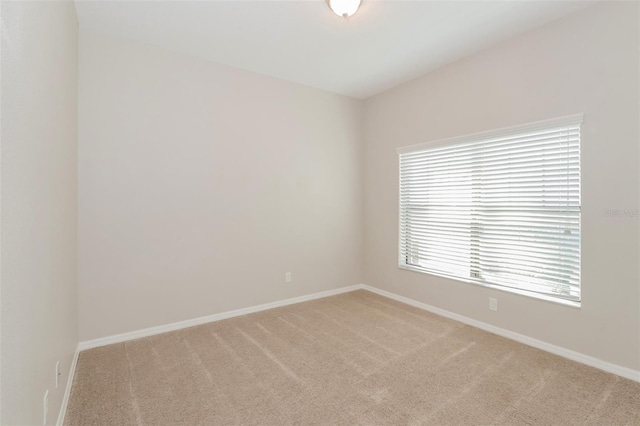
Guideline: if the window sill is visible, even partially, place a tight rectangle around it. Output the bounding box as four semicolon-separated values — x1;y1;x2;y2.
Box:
397;264;581;309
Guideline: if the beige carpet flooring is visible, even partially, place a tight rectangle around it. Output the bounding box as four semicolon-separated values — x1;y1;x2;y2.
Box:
65;290;640;425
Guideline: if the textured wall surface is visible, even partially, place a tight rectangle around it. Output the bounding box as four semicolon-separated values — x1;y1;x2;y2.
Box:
78;31;363;341
363;2;640;371
1;1;78;424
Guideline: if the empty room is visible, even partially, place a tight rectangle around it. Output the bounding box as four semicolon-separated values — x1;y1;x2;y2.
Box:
1;0;639;424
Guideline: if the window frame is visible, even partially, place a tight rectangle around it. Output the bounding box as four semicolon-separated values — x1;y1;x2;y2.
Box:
397;114;583;307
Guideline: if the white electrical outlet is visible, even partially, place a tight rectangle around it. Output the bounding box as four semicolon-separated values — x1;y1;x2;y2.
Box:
43;390;49;425
489;297;498;312
55;361;60;389
285;272;292;283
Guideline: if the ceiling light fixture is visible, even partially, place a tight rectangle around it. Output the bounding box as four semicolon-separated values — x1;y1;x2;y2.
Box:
327;0;361;19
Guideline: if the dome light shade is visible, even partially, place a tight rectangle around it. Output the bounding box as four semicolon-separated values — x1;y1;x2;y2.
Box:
328;0;361;18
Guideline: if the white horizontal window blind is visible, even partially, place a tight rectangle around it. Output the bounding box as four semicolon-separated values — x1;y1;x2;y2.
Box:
398;115;582;303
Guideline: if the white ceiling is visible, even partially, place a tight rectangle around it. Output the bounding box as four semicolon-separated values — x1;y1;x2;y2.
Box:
75;0;594;99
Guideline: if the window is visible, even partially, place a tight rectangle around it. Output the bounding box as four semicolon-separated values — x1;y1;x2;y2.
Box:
398;115;582;305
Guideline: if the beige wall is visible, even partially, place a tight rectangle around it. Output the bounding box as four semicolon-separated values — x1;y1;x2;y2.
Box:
77;31;363;341
1;1;78;424
363;2;640;371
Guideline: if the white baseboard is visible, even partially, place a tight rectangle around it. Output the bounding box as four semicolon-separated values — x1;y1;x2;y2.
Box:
75;282;639;384
361;284;640;383
56;344;80;426
78;284;365;351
